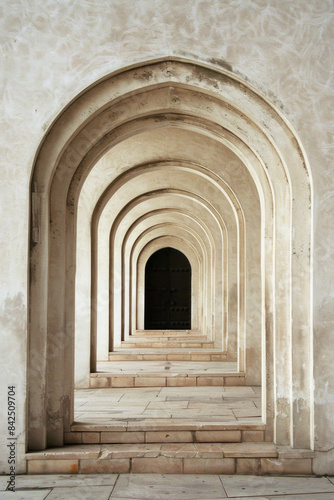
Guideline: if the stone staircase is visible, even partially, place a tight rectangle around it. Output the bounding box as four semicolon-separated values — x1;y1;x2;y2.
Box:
90;329;242;388
119;329;216;349
120;339;215;349
25;330;315;474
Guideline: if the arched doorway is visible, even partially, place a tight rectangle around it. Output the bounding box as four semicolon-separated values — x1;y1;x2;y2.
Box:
144;247;191;330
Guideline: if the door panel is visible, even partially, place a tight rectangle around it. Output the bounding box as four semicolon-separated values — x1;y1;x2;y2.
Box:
144;247;191;330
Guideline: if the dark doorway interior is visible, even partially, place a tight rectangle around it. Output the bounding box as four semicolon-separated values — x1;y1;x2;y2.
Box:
144;247;191;330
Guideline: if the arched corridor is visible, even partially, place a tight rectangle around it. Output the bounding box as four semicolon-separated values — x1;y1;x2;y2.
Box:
3;0;334;478
26;58;313;472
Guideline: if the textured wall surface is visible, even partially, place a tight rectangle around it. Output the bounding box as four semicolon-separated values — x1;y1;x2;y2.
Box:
1;0;333;473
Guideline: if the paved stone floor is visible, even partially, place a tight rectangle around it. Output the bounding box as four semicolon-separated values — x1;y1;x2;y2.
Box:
2;474;334;499
75;386;262;424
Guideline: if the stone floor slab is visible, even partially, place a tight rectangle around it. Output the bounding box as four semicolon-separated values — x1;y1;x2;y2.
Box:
15;474;118;489
0;491;51;499
74;386;263;426
220;475;334;497
44;486;113;499
111;474;226;499
268;495;334;500
4;476;334;499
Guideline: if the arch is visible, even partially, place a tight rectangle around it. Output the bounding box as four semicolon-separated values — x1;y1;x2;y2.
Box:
28;58;313;452
125;212;209;338
106;187;228;352
136;234;202;337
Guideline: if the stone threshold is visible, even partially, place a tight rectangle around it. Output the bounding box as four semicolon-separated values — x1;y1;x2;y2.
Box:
89;372;245;388
132;329;205;337
120;341;215;349
122;335;209;341
68;422;266;446
25;443;315;475
70;421;266;432
127;336;210;342
67;427;266;445
108;351;232;361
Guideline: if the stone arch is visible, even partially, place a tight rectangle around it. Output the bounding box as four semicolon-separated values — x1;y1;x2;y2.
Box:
135;231;203;335
125;212;210;338
28;58;313;452
103;185;229;353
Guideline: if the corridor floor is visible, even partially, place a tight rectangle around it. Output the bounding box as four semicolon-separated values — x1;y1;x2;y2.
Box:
75;386;262;425
3;474;334;499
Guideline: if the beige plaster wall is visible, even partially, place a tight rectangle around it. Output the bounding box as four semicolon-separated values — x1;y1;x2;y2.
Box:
1;0;333;473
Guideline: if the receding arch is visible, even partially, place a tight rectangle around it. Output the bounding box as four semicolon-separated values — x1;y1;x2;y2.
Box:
134;228;203;338
124;211;211;339
104;186;230;355
28;57;313;453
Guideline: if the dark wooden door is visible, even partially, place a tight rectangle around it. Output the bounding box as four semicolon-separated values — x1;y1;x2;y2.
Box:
144;247;191;330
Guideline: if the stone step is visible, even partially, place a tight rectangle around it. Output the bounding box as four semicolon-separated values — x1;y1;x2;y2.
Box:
68;423;266;445
97;360;238;372
69;420;266;446
122;336;210;342
120;340;215;349
90;370;245;388
128;336;209;342
25;443;314;475
108;350;231;361
132;329;203;337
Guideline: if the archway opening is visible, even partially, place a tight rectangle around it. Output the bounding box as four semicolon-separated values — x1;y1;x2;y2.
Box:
144;247;192;330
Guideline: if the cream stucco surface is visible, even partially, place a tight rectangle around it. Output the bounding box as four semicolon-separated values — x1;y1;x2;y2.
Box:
0;0;333;474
